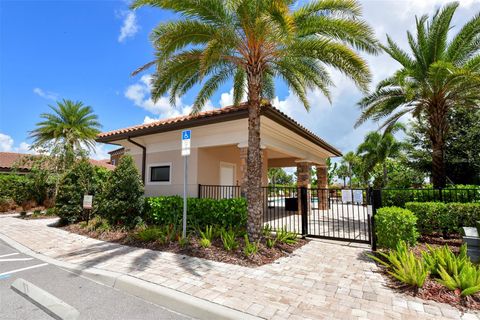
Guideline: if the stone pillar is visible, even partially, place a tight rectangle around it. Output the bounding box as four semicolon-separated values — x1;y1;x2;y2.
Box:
239;147;248;196
296;161;312;214
316;165;328;210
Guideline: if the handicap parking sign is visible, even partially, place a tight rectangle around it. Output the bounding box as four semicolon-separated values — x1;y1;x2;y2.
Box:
182;130;191;140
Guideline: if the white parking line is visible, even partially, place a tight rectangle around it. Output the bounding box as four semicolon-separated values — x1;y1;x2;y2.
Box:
0;253;19;258
0;263;48;277
0;258;34;262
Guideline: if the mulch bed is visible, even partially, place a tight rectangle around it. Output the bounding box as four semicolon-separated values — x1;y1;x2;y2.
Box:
374;235;480;311
62;224;308;267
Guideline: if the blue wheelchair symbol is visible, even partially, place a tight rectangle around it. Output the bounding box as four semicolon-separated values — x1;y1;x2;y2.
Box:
182;130;191;140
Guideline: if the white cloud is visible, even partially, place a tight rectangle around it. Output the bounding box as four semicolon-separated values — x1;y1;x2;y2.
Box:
0;133;33;153
89;143;113;160
125;74;214;123
118;12;139;43
33;87;59;101
0;133;14;151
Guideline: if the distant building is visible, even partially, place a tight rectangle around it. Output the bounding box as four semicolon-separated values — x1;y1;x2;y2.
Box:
0;152;115;174
108;147;125;166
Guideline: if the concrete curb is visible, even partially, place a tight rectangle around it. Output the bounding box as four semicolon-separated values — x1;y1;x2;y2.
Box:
0;232;261;320
11;278;80;320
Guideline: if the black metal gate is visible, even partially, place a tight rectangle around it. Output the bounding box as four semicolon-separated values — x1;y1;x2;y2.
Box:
199;185;376;247
305;188;372;244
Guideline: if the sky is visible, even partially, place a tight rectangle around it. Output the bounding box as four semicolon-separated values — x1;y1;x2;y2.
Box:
1;0;479;160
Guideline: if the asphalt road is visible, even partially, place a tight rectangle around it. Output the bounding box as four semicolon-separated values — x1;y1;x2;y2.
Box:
0;239;191;320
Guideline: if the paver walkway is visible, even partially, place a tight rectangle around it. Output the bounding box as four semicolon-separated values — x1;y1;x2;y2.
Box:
0;217;478;320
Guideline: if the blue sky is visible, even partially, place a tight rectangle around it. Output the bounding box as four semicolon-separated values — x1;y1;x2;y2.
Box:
1;0;479;159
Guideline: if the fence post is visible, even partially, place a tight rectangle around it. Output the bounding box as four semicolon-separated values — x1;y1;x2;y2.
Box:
370;189;382;251
198;184;201;199
300;187;309;237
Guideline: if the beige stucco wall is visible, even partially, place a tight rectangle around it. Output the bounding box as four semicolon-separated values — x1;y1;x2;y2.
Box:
132;148;199;197
197;145;242;186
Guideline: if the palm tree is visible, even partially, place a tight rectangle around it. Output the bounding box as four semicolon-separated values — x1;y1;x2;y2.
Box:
341;151;359;188
356;2;480;188
356;125;404;187
131;0;379;239
30;99;101;166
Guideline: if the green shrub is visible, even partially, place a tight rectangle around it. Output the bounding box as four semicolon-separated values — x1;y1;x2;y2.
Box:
276;227;297;245
135;226;164;242
375;207;418;249
55;160;101;224
437;263;480;296
199;238;211;248
97;155;144;227
199;225;214;242
405;202;480;235
83;216;111;233
220;228;238;251
0;174;31;206
422;244;468;277
243;235;259;257
144;196;247;230
0;196;15;212
370;241;428;289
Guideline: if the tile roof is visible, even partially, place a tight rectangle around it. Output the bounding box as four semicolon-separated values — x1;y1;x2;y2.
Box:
97;104;248;139
97;104;342;157
0;152;115;172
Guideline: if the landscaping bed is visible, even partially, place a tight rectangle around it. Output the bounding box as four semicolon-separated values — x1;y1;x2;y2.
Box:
62;222;308;267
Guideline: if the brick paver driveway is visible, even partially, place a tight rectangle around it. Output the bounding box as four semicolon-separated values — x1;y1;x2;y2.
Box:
0;217;477;320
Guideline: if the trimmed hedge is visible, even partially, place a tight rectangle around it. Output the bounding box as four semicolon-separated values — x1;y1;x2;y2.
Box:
382;186;480;208
375;206;419;249
144;196;247;230
405;202;480;235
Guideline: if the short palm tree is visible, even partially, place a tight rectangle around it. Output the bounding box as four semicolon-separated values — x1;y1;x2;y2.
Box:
131;0;379;239
356;125;404;187
356;2;480;188
30;99;101;165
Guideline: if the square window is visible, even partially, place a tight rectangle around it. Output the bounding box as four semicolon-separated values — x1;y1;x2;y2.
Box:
150;166;170;182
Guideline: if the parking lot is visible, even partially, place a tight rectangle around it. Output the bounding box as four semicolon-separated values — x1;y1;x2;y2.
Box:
0;239;190;320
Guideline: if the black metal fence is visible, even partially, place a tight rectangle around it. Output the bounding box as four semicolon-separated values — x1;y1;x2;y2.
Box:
198;184;480;249
380;188;480;208
198;184;373;244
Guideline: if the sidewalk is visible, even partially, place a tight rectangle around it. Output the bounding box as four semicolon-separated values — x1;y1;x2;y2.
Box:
0;217;477;320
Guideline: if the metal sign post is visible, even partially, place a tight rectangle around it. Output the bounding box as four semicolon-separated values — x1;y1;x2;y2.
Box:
181;130;191;239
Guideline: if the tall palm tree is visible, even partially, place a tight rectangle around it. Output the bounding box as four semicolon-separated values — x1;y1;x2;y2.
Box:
340;151;359;188
30;99;101;166
356;125;404;187
356;2;480;188
131;0;379;239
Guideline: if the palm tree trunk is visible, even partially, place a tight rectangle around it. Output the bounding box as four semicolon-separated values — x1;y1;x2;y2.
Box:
431;139;446;188
428;101;448;188
246;69;263;240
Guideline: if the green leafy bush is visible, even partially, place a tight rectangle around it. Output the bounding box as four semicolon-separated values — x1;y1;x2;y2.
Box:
135;226;165;242
199;238;211;248
0;196;15;212
375;207;418;249
422;244;468;277
144;196;247;230
243;235;259;257
55;160;101;224
437;263;480;296
0;174;32;207
220;228;238;251
97;155;144;227
276;227;298;245
405;202;480;235
199;225;214;242
370;241;428;289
